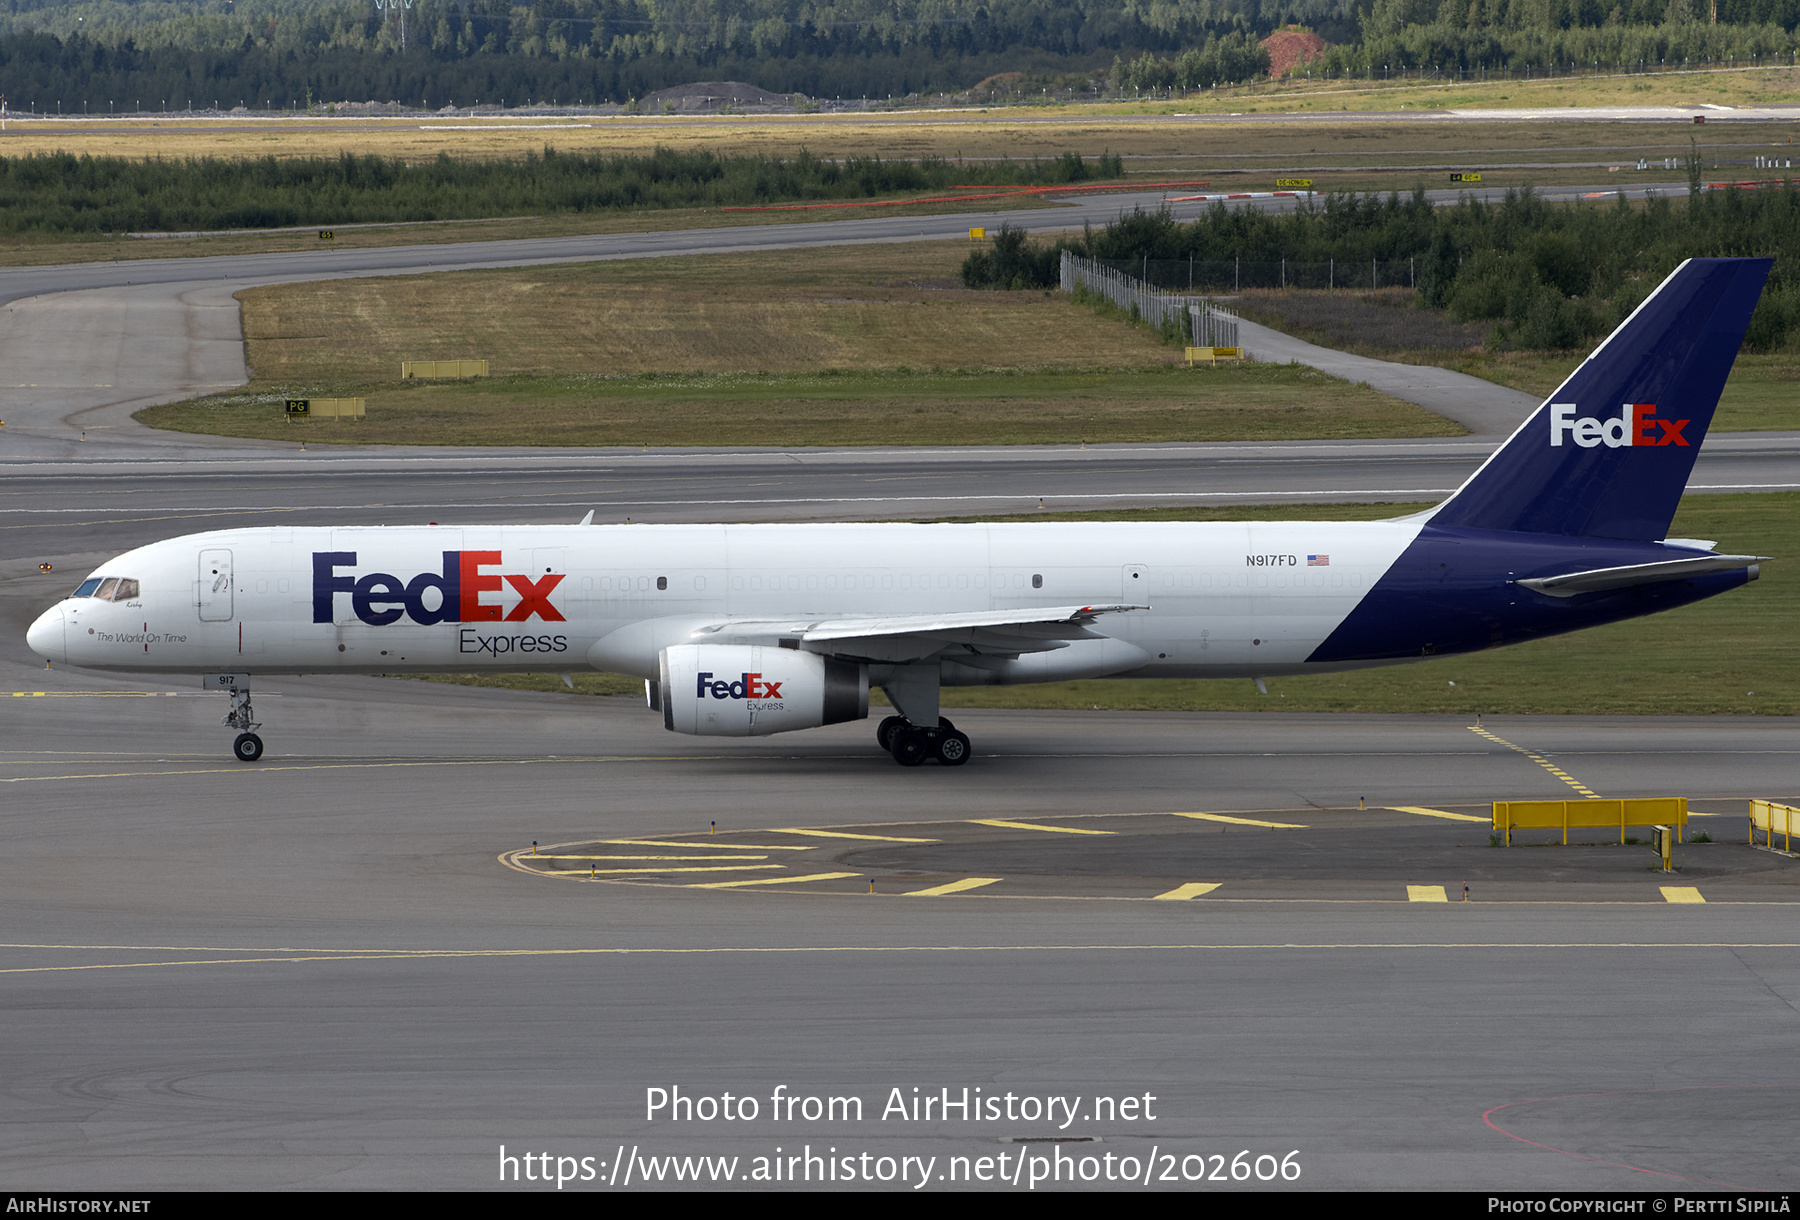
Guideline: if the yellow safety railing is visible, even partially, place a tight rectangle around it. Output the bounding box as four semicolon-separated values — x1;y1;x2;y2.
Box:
284;397;365;420
400;359;489;379
1185;346;1242;365
1750;800;1798;851
1492;797;1687;846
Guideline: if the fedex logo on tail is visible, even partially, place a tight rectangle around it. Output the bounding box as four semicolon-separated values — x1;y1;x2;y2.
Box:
313;551;565;626
1549;403;1690;449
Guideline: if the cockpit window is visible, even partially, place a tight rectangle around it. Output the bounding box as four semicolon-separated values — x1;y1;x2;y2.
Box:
72;577;139;601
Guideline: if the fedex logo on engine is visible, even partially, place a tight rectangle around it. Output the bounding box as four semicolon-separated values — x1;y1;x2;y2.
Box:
696;671;783;700
1549;403;1690;448
312;551;565;626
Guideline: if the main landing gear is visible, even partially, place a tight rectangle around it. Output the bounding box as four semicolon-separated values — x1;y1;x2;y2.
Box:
221;681;263;762
876;715;971;767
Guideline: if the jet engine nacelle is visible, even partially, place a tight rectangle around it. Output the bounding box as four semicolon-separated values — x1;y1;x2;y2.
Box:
659;644;868;737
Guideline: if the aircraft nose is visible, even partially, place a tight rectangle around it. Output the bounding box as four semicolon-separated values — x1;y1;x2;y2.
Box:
26;603;65;663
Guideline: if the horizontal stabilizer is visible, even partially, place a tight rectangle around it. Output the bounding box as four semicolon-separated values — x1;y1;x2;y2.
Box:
1517;554;1765;597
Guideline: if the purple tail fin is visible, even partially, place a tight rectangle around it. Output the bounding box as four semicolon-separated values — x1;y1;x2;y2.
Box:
1429;257;1771;541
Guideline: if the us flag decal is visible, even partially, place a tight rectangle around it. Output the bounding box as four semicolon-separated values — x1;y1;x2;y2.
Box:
1307;555;1330;566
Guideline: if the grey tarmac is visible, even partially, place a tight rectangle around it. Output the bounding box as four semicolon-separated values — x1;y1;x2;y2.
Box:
0;659;1796;1191
1;165;1796;1192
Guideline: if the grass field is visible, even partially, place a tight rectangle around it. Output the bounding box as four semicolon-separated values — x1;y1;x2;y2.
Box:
137;240;1460;446
401;490;1798;716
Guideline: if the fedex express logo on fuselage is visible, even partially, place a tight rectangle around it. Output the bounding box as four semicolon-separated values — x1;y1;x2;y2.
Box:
312;551;564;626
1549;403;1690;448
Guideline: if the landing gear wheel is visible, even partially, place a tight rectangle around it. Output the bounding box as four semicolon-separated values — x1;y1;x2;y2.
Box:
876;715;906;752
934;730;972;767
232;732;264;763
889;727;929;767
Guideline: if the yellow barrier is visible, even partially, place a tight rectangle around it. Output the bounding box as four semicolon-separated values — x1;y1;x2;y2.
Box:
1185;346;1242;365
400;359;489;379
1750;800;1799;851
284;398;365;420
968;227;986;240
1492;797;1688;846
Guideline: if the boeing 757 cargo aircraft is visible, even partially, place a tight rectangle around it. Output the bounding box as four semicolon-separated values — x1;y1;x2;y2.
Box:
28;258;1772;766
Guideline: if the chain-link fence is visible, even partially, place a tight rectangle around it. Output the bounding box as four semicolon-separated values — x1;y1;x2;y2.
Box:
1062;252;1194;336
1062;252;1246;346
1189;301;1239;349
1089;257;1419;294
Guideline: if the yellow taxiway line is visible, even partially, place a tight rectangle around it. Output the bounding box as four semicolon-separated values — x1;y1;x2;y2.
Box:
1153;883;1222;900
905;877;1003;896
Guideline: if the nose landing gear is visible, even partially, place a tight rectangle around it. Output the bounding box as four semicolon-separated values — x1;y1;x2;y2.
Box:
217;677;262;762
877;715;970;767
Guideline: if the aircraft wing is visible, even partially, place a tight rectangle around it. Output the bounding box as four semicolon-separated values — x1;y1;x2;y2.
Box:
1516;554;1766;598
692;603;1147;663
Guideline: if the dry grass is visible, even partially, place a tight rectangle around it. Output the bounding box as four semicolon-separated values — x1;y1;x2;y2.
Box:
157;363;1450;448
234;240;1167;380
137;238;1462;446
1159;60;1800;114
2;102;1793;268
1234;288;1490;352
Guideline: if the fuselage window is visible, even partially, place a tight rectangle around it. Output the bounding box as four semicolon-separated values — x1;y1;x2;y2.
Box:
1032;574;1043;589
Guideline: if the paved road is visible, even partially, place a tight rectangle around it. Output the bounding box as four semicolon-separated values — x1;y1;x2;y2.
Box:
1233;314;1541;435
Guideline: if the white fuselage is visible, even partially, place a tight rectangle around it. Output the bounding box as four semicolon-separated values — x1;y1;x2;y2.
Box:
28;521;1423;682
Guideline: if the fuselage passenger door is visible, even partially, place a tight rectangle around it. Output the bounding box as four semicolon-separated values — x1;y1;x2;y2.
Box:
198;549;234;622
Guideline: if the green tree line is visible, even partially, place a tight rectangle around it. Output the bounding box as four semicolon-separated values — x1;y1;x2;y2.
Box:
0;146;1121;232
966;181;1800;351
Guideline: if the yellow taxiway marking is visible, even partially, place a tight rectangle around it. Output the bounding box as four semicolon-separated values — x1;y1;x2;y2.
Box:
906;877;1004;897
534;854;769;862
688;872;860;890
1408;885;1449;903
1470;726;1601;798
1169;812;1308;829
1153;883;1222;900
971;819;1113;836
549;865;785;876
1389;806;1488;823
605;840;814;851
1661;887;1706;904
771;828;938;842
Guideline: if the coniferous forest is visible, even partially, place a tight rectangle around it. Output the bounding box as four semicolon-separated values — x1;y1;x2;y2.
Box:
5;0;1800;112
